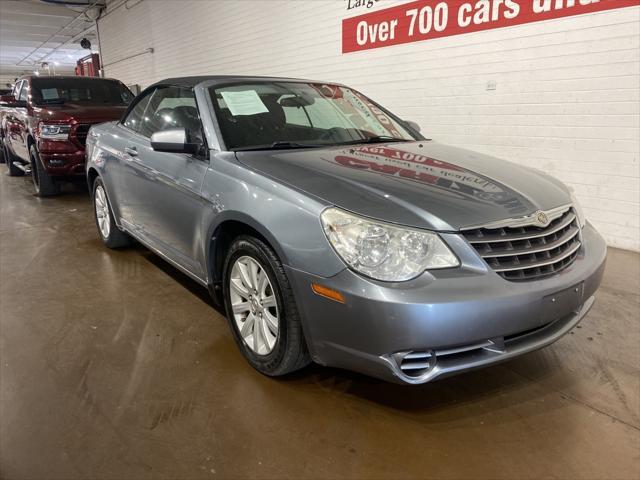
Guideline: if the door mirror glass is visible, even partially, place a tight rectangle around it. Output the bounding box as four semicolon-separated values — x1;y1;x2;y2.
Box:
405;120;421;133
0;95;13;106
150;128;200;154
0;95;21;107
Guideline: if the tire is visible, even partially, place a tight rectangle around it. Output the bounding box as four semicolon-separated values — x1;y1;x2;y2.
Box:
30;145;60;196
92;177;131;249
0;139;5;164
223;235;310;376
4;142;23;177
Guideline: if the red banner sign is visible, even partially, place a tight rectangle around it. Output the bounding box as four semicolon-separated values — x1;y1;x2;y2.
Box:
342;0;640;53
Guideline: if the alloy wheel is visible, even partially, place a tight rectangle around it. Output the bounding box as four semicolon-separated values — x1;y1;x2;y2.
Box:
229;256;279;355
94;185;111;239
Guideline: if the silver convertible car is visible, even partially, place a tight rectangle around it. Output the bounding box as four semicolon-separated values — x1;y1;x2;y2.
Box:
86;76;607;384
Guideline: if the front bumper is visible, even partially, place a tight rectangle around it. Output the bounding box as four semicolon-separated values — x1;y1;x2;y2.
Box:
286;222;607;384
39;152;86;176
38;139;86;176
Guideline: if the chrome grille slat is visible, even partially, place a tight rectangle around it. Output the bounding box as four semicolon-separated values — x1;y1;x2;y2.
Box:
478;226;580;258
464;212;576;243
401;362;430;370
462;207;582;282
493;240;581;272
403;352;432;360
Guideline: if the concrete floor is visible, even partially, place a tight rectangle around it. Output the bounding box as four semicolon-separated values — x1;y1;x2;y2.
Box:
0;171;638;480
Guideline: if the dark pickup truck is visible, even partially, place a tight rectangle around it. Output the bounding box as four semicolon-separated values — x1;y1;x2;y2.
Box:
1;75;133;196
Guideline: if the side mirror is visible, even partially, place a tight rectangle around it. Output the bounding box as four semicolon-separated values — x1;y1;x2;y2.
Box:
0;95;24;108
150;128;200;154
405;120;421;133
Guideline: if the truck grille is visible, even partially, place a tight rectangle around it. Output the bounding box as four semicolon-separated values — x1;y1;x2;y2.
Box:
462;207;581;281
73;124;91;146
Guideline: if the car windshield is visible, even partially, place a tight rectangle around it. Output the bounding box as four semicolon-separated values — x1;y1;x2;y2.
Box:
30;77;134;106
210;82;419;150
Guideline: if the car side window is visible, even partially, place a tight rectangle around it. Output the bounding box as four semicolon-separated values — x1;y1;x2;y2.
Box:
18;81;29;101
123;89;155;133
137;86;202;142
13;81;23;100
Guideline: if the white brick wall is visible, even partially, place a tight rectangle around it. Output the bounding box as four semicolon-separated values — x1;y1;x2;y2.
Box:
0;74;16;88
99;0;640;251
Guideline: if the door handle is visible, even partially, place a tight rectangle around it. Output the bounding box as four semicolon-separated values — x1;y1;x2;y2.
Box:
125;146;138;157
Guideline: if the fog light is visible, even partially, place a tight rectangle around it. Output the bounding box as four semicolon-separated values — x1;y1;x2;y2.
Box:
311;284;345;304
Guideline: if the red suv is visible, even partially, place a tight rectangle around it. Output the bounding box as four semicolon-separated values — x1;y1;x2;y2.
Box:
1;75;133;196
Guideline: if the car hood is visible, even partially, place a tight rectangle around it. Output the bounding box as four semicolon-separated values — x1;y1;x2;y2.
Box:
35;103;127;123
235;142;572;231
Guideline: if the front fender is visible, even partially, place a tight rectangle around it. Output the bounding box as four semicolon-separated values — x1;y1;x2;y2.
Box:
85;125;127;227
205;210;292;268
201;153;347;281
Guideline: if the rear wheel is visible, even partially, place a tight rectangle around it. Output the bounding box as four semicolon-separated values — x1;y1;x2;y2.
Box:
4;143;22;176
223;235;310;376
92;177;131;248
30;145;60;196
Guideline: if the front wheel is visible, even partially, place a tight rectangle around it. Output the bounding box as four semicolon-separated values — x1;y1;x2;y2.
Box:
93;177;131;249
30;145;60;196
223;235;310;376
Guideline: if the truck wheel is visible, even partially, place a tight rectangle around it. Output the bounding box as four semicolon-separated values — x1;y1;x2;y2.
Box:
92;177;131;249
4;143;23;176
30;145;60;197
223;235;311;376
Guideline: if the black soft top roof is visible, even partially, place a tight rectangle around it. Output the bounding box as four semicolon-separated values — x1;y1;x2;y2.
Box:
23;75;123;82
150;75;337;89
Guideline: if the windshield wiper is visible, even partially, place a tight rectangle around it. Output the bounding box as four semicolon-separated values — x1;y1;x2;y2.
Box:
338;135;412;146
234;136;412;151
235;141;326;151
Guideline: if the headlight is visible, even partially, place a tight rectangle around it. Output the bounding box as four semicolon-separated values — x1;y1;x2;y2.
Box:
321;207;459;282
570;191;586;228
39;123;71;140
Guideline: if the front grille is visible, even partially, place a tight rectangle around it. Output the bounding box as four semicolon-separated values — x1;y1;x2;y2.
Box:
73;124;91;146
395;321;556;379
462;207;581;281
398;341;493;378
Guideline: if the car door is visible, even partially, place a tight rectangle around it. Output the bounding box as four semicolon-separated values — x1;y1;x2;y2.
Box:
2;80;20;151
6;80;29;161
109;89;157;225
120;85;208;279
